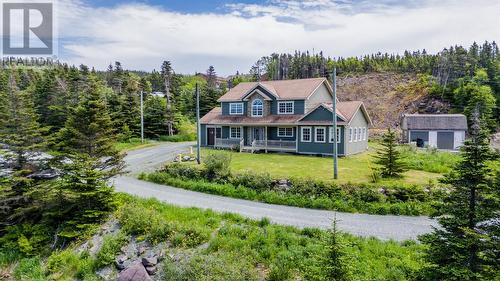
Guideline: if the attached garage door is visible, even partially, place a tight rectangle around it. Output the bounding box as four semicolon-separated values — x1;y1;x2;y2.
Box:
437;132;454;150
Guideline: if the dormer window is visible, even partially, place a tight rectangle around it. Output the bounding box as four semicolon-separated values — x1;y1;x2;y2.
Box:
252;99;263;117
278;101;294;114
229;103;243;115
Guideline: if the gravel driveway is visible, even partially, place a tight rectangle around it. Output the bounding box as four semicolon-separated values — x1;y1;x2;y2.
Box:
113;142;438;241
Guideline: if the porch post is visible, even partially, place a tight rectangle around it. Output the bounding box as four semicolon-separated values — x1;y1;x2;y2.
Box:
265;127;268;153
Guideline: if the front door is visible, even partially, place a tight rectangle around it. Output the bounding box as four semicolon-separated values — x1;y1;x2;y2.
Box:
252;127;264;141
207;128;215;146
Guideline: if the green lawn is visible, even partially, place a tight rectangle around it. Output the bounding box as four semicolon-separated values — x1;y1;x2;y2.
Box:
201;143;445;185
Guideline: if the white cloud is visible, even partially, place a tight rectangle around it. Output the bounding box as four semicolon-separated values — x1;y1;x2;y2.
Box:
56;0;500;76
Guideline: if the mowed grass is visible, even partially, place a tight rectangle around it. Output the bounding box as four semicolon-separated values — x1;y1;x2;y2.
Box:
201;143;444;185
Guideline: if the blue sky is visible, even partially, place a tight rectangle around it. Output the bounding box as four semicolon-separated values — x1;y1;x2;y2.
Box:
50;0;499;76
86;0;265;14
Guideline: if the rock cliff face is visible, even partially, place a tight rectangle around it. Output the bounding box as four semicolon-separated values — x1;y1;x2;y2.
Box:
337;72;451;129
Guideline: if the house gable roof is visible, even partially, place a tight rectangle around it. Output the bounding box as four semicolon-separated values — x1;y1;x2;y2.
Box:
401;114;467;130
218;78;331;102
298;103;347;122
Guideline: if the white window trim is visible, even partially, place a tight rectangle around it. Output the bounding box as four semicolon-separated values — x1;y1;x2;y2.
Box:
229;103;244;115
349;127;353;142
315;127;326;143
329;127;341;144
354;127;358;142
251;99;263;117
362;127;367;141
301;127;312;142
359;127;363;141
278;101;294;115
230;127;241;139
277;127;294;138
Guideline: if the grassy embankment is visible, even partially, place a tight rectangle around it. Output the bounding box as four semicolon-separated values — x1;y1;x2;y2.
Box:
0;195;426;281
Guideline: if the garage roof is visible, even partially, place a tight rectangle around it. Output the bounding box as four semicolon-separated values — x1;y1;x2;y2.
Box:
401;114;468;130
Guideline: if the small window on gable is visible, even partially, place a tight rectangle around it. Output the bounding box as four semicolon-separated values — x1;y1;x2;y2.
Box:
229;103;243;115
252;99;263;117
278;101;294;114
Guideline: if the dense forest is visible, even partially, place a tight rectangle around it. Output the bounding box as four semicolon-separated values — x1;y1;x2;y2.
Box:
249;41;499;126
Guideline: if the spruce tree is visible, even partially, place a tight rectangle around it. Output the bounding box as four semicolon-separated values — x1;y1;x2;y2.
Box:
419;107;499;280
373;128;407;178
56;78;124;178
324;219;352;281
0;73;44;169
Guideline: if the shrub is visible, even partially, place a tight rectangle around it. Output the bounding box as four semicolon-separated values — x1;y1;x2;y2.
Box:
159;134;196;142
230;170;273;191
94;232;128;268
204;153;232;181
46;249;96;280
163;163;203;180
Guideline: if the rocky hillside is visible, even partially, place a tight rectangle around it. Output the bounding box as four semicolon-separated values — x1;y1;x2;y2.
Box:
337;72;451;129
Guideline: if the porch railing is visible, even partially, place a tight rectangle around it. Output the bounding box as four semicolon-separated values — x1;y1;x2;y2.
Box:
253;140;296;150
214;138;241;150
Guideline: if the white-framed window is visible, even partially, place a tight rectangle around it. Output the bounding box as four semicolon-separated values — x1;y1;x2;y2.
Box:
329;127;341;143
278;101;294;114
251;99;263;117
359;127;363;141
230;127;241;139
361;127;366;141
277;127;294;138
349;127;353;142
315;127;326;143
353;128;357;142
301;127;311;142
229;103;243;115
363;127;367;140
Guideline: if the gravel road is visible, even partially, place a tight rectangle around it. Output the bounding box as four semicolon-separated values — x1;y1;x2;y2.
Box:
113;142;437;241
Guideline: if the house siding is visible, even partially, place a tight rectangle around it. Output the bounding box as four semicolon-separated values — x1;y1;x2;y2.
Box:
200;124;207;145
271;100;305;115
297;125;345;155
300;106;344;122
305;83;331;112
267;127;297;141
345;109;369;155
221;102;248;116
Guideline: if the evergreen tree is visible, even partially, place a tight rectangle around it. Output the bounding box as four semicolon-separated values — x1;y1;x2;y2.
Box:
373;128;407;178
143;96;167;138
0;73;44;169
56;78;124;178
419;107;499;281
324;219;352;281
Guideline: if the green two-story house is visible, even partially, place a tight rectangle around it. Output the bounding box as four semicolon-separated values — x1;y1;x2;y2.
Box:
200;78;372;156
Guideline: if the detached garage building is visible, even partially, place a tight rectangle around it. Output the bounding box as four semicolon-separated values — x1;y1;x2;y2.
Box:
401;114;467;150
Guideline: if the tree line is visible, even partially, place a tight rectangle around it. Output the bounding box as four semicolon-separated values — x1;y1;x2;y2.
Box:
250;41;499;123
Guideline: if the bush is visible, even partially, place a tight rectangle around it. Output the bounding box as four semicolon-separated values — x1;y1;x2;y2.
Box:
159;134;196;142
46;249;96;280
94;232;128;268
204;153;232;181
163;163;203;180
289;178;340;197
230;170;274;191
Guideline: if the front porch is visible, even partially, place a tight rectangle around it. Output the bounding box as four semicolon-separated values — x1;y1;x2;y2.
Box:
210;125;297;153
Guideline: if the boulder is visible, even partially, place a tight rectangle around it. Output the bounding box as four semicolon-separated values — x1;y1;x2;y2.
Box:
142;256;158;267
145;266;157;275
117;263;152;281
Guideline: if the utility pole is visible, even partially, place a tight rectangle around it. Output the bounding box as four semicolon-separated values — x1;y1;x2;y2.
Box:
196;83;201;164
332;68;338;179
140;90;144;144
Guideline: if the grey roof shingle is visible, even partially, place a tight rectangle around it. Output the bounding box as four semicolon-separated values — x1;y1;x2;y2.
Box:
401;114;468;130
